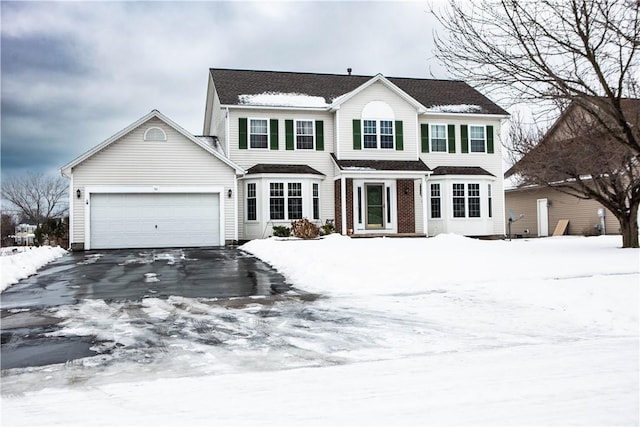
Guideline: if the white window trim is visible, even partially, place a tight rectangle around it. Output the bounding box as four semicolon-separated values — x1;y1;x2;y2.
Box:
469;125;487;153
362;119;395;150
143;127;167;141
429;123;448;153
245;181;258;222
294;119;315;150
248;118;269;150
451;182;483;219
352;179;397;233
430;183;442;219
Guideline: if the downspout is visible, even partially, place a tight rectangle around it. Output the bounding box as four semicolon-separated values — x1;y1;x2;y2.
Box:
225;107;231;157
341;176;347;235
335;108;340;160
67;171;74;248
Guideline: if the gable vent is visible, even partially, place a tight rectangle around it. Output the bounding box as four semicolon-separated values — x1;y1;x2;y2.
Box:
144;127;167;141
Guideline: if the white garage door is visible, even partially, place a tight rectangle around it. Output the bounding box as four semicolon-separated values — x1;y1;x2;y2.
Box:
90;193;220;249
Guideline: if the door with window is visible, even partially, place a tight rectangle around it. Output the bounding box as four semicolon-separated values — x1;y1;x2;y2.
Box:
366;184;384;229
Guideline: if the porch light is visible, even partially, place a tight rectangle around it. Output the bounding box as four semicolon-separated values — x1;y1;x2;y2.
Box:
228;189;232;198
76;189;81;199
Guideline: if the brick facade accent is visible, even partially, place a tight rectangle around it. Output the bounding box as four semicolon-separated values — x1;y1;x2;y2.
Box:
396;179;415;233
334;179;355;235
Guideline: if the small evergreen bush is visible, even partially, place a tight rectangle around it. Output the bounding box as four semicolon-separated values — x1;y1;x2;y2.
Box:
272;225;291;237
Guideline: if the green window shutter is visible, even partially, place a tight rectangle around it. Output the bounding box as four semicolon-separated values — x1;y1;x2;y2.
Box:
421;124;429;153
353;119;361;150
486;125;494;153
239;118;247;150
395;120;403;151
315;120;324;151
270;119;279;150
461;125;469;153
285;119;294;150
448;124;456;153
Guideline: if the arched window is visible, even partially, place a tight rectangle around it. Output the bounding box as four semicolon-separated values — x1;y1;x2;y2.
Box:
361;101;395;149
144;127;167;141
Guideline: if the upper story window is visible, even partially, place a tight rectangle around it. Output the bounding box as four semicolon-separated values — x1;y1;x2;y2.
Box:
296;120;314;149
144;127;167;141
250;119;268;149
363;119;394;149
470;125;486;153
430;125;447;152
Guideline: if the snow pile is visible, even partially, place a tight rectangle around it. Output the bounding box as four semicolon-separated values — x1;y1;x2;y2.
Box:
238;92;328;108
425;104;483;113
1;246;67;292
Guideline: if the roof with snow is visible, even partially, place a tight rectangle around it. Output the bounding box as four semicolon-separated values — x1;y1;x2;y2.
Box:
210;68;509;115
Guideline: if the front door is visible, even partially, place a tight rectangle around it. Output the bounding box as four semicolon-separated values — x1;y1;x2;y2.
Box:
366;184;384;229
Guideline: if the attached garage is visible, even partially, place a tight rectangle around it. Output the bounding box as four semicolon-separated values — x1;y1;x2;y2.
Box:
89;192;221;249
61;110;244;250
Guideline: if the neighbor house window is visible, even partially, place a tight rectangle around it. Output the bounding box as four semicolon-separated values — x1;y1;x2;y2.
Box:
470;125;486;153
430;183;441;218
363;119;394;149
488;184;493;218
288;183;303;219
430;125;447;152
269;183;285;220
296;120;314;149
312;183;320;220
468;184;481;217
249;119;268;149
453;184;466;218
246;183;257;221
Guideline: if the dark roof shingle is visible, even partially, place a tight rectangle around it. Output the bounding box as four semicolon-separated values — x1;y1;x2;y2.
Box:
210;68;509;115
431;166;494;177
331;154;431;172
246;164;325;176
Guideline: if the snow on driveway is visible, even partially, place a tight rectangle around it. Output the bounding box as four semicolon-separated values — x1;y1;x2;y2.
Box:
1;246;67;292
2;235;638;426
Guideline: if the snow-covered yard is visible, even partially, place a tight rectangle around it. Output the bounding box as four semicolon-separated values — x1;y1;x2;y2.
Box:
2;235;638;426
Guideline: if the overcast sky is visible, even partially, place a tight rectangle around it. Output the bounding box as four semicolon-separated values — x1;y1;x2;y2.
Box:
2;1;458;180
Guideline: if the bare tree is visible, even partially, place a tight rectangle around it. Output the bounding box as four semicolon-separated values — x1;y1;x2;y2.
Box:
1;172;68;244
432;0;640;157
507;100;640;247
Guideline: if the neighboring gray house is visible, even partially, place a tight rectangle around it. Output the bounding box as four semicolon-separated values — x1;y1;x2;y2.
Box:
62;68;509;250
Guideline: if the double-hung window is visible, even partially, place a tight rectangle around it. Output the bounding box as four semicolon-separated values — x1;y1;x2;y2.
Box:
288;183;303;219
249;119;268;149
430;125;447;152
269;183;285;220
296;120;314;149
312;183;320;220
430;183;441;218
453;184;466;218
246;183;257;221
468;184;481;217
363;119;394;149
470;125;486;153
488;184;493;218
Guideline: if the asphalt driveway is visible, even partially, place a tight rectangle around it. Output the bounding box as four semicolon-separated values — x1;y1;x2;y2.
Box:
1;247;293;369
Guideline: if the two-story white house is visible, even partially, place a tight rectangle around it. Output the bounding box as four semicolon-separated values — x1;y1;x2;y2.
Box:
61;68;508;250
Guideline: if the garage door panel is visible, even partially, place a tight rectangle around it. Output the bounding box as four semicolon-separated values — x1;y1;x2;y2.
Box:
90;193;220;249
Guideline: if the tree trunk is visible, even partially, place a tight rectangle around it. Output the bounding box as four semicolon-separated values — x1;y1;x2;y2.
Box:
618;203;639;249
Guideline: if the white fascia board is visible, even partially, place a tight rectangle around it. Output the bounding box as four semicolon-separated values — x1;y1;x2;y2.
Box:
420;111;510;120
428;174;496;180
238;173;326;181
221;104;330;112
335;170;432;179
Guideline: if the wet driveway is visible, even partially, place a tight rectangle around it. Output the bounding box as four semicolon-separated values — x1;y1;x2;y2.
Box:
1;248;294;370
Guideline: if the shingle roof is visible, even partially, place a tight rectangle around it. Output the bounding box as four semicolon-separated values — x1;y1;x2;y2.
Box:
431;166;495;177
210;68;509;115
331;154;431;172
246;164;325;176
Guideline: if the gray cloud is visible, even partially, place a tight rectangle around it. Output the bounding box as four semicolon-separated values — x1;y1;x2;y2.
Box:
1;1;447;180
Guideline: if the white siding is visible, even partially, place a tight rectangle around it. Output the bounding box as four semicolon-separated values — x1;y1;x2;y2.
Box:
228;109;336;239
420;117;506;236
337;81;419;161
71;117;237;245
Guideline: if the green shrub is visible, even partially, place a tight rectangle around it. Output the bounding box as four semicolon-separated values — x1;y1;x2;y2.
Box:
320;223;335;236
272;225;291;237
